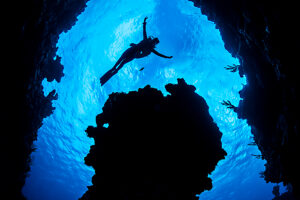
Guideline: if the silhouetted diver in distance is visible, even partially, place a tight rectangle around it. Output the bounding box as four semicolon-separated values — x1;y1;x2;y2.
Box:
100;17;173;86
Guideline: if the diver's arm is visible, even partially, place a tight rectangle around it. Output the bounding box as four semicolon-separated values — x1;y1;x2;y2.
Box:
152;49;173;59
143;17;148;40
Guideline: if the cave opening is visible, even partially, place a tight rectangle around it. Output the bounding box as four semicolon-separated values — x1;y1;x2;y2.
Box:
22;0;285;199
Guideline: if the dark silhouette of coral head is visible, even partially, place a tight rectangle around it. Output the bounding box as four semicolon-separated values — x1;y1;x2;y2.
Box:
80;79;226;200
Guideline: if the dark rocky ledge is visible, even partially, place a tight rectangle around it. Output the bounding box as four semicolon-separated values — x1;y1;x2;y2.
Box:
2;0;89;199
80;79;226;200
189;0;299;198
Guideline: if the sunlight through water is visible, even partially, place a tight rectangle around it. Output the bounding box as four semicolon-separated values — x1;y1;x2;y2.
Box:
22;0;284;199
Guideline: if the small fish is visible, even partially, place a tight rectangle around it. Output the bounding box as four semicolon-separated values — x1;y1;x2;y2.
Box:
139;67;144;71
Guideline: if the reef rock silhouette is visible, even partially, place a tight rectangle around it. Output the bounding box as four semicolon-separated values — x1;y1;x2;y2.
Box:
80;79;226;200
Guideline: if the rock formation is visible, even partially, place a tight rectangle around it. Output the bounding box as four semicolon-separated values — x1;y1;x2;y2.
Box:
80;79;226;200
189;0;300;198
2;0;89;199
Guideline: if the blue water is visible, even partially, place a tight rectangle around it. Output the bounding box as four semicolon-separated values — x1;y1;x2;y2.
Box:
22;0;285;199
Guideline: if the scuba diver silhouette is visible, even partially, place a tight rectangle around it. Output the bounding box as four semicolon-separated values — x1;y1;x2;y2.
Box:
100;17;173;86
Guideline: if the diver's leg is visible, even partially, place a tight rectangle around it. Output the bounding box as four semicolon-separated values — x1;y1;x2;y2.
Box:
108;59;129;78
104;48;131;75
100;59;127;86
100;59;132;86
111;48;133;69
100;68;115;85
115;57;133;72
111;56;124;70
100;56;126;85
100;48;135;86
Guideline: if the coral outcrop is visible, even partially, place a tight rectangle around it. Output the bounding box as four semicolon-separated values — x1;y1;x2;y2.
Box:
80;79;226;200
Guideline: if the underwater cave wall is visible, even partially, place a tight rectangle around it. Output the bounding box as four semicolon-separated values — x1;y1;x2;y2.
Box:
2;0;89;199
190;0;299;197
